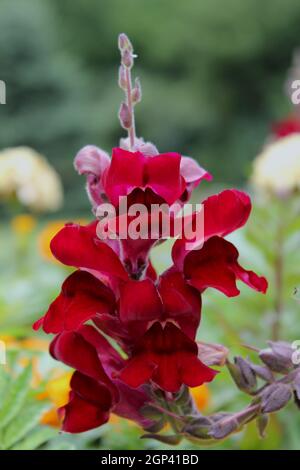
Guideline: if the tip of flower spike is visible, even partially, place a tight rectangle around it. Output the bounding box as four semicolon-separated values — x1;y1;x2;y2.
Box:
118;33;133;52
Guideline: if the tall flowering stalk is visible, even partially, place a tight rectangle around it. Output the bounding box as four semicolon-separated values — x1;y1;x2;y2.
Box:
32;34;295;444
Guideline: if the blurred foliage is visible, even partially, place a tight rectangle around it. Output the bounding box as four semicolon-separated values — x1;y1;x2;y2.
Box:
1;0;300;211
0;363;56;450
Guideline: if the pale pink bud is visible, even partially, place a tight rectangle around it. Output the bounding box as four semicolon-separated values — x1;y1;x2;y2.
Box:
118;33;133;52
74;145;110;176
122;49;134;68
118;65;127;90
120;136;159;156
74;145;110;208
119;102;132;129
131;77;142;104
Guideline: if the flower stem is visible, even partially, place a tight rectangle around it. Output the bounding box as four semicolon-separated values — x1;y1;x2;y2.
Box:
125;67;136;149
272;217;284;341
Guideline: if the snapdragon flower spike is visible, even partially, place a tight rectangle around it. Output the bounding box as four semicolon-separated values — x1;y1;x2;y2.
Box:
34;33;268;435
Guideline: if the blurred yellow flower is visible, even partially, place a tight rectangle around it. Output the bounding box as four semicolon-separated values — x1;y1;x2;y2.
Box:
0;146;63;212
252;134;300;195
190;384;210;411
11;214;37;235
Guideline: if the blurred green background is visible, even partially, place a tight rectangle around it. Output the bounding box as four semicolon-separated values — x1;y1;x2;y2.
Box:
0;0;299;212
0;0;300;452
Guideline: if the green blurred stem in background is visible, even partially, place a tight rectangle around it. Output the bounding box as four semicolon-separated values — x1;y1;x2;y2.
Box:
272;215;285;341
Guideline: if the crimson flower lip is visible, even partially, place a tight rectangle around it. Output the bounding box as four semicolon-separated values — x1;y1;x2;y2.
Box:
118;321;217;393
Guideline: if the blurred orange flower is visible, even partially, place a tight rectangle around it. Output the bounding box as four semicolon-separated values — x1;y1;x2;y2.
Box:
190;384;210;411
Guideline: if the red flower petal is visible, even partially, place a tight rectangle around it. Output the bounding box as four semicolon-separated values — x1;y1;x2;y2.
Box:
119;322;217;393
172;189;252;268
74;145;110;208
33;270;115;334
180;156;212;202
50;327;117;392
184;236;268;296
70;371;112;409
158;270;201;339
61;393;110;433
50;221;128;280
119;279;163;336
103;147;185;206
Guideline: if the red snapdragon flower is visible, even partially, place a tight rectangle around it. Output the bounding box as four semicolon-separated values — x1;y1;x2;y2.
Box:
34;144;268;433
34;35;268;434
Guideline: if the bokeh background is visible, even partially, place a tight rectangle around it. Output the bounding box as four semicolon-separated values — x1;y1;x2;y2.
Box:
0;0;300;451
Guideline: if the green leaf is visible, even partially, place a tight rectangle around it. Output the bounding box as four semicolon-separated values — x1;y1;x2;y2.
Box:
2;400;51;449
0;368;10;408
11;426;57;450
0;364;32;430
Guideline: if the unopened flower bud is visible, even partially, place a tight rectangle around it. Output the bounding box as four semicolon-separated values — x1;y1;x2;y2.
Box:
74;145;110;208
131;78;142;104
118;65;127;90
122;49;134;68
268;341;294;365
143;417;166;434
140;404;162;421
256;413;269;438
184;416;212;439
227;357;257;393
118;33;132;52
119;102;132;129
74;145;110;176
250;364;273;382
260;383;292;413
120;136;159;156
236;357;257;391
259;347;292;374
198;341;229;367
174;385;193;414
209;414;239;439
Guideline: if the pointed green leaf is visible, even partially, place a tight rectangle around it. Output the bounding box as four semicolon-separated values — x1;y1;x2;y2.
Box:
2;400;51;449
11;426;57;450
0;364;32;430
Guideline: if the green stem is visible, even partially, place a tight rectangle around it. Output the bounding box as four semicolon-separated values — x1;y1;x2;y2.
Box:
272;217;284;341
